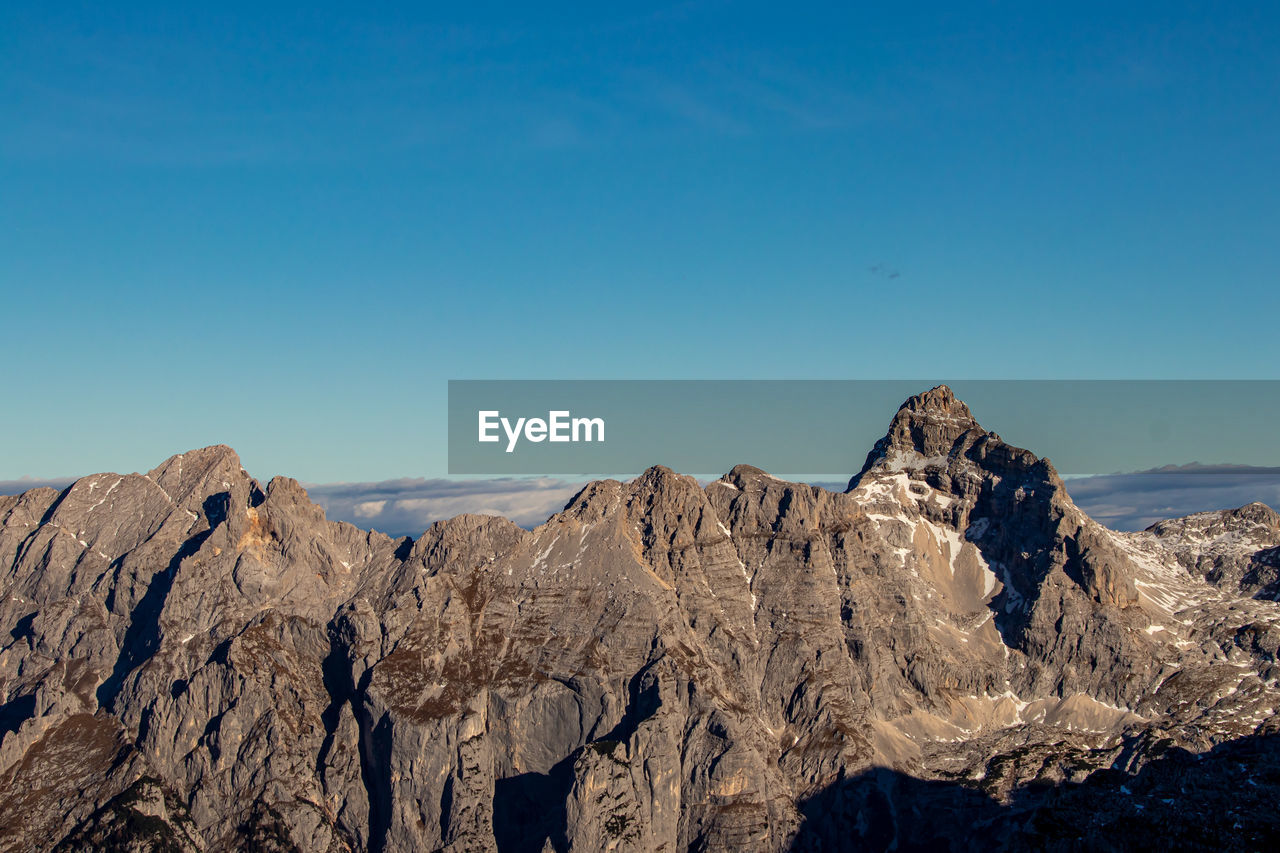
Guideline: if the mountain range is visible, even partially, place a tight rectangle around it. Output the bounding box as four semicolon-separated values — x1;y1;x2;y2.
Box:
2;386;1279;851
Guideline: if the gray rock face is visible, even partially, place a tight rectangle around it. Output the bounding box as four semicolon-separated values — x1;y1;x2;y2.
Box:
850;384;983;485
1146;502;1280;595
2;388;1279;851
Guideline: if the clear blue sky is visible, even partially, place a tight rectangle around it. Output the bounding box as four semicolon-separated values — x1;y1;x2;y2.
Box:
3;1;1278;482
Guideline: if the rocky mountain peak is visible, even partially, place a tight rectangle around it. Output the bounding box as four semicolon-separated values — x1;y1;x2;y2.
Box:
140;444;261;521
145;444;244;487
902;383;968;413
1226;501;1280;530
1144;500;1280;595
1147;500;1280;541
882;384;982;452
850;384;987;488
718;463;786;491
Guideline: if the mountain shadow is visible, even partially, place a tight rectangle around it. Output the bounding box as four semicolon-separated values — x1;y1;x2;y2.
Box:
790;730;1280;852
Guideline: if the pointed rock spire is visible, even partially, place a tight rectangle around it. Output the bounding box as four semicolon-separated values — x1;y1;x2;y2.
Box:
850;385;984;486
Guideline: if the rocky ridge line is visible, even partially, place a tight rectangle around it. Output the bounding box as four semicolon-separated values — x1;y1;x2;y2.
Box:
1;387;1278;851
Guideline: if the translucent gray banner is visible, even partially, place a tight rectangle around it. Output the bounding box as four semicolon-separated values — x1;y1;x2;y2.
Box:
447;380;1280;477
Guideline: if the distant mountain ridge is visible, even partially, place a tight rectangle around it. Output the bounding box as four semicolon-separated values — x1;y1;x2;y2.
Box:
1;386;1278;851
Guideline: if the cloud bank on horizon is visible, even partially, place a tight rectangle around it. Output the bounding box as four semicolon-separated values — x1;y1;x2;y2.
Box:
311;467;1280;536
7;466;1279;538
303;477;587;536
1062;465;1280;531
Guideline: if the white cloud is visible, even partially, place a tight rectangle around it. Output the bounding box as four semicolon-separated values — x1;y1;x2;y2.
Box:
305;476;587;536
1065;465;1280;531
352;500;387;518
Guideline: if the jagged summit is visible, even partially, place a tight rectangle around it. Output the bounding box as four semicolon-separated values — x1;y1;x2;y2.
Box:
717;463;788;491
1145;500;1280;596
146;443;242;474
1147;500;1280;535
849;384;989;489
